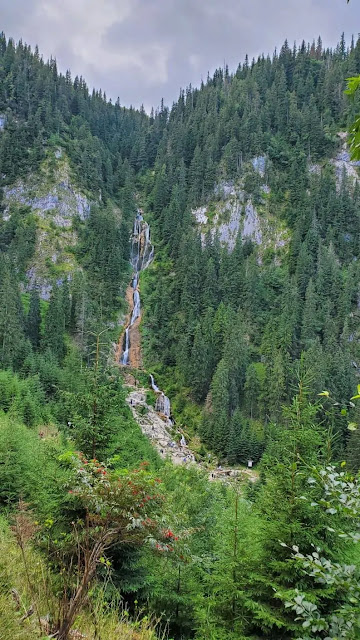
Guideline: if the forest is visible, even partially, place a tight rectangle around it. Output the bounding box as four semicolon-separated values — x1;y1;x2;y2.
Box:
1;29;360;640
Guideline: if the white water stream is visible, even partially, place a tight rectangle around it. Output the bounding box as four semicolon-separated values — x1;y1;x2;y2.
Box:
120;211;172;421
120;212;152;365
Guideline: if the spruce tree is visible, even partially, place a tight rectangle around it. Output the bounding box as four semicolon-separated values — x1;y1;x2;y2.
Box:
43;285;66;362
0;264;25;369
301;278;318;347
26;286;41;350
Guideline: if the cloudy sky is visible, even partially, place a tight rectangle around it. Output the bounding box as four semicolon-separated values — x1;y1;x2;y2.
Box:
1;0;359;110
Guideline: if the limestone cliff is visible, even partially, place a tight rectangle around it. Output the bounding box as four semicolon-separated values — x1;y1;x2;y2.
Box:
193;141;360;261
193;157;289;263
2;147;92;298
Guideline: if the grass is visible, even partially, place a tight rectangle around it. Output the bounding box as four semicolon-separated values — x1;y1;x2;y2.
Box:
0;515;161;640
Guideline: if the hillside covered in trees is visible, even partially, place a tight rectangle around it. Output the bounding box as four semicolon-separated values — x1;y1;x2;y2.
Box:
140;34;360;468
1;30;360;640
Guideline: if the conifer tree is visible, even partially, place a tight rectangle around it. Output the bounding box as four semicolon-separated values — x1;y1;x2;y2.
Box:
0;263;25;369
204;358;230;454
43;285;66;362
301;278;318;347
26;286;41;350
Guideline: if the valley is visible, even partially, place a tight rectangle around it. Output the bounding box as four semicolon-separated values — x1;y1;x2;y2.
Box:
1;28;360;640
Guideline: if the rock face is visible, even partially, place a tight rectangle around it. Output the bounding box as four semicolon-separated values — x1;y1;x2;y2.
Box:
194;139;360;260
310;133;360;185
331;133;360;184
242;202;262;244
251;155;266;176
4;175;90;223
193;173;289;259
126;388;195;466
2;149;91;298
126;385;259;485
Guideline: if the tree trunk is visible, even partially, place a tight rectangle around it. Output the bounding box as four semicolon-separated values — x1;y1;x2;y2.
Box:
56;533;113;640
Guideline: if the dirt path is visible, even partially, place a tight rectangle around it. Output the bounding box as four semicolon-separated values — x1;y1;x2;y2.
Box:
126;387;259;484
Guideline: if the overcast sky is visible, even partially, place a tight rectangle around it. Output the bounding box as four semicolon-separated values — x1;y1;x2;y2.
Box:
1;0;359;111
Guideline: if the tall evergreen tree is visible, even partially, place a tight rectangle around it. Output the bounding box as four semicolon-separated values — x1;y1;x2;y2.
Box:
43;285;66;362
26;286;41;350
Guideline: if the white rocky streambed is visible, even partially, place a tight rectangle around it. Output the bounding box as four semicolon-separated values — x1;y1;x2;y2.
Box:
126;386;258;484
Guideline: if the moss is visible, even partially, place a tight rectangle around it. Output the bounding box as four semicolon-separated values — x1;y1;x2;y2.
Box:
206;202;217;223
217;205;231;225
146;390;157;407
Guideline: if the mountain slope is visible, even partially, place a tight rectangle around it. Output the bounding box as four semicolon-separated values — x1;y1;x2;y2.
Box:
1;30;360;640
139;36;360;466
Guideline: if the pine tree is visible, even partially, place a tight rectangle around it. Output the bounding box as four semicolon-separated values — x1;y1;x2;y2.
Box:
251;391;344;638
244;362;266;419
26;286;41;350
301;278;318;347
189;323;211;402
43;285;66;361
0;263;25;369
205;358;230;454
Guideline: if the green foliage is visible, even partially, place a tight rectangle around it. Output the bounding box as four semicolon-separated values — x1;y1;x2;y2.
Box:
0;205;37;272
345;75;360;159
0;414;68;515
2;27;360;640
42;284;67;362
25;287;41;350
140;34;360;469
283;465;360;639
77;204;131;311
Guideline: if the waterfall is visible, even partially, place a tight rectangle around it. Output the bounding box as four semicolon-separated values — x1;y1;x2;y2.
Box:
139;222;153;271
120;328;130;365
163;395;171;418
121;211;172;422
131;290;141;324
130;212;153;273
120;210;154;367
155;392;171;418
142;245;154;270
150;374;160;393
150;374;172;421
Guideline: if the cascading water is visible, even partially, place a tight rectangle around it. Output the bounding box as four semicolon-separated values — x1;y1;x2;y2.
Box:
121;328;130;365
155;391;171;419
150;374;172;421
130;212;154;273
150;374;160;393
131;290;141;324
120;209;173;422
163;395;171;418
120;210;153;367
140;225;154;270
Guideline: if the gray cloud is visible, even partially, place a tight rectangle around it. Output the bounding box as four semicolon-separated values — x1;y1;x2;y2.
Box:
1;0;359;110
